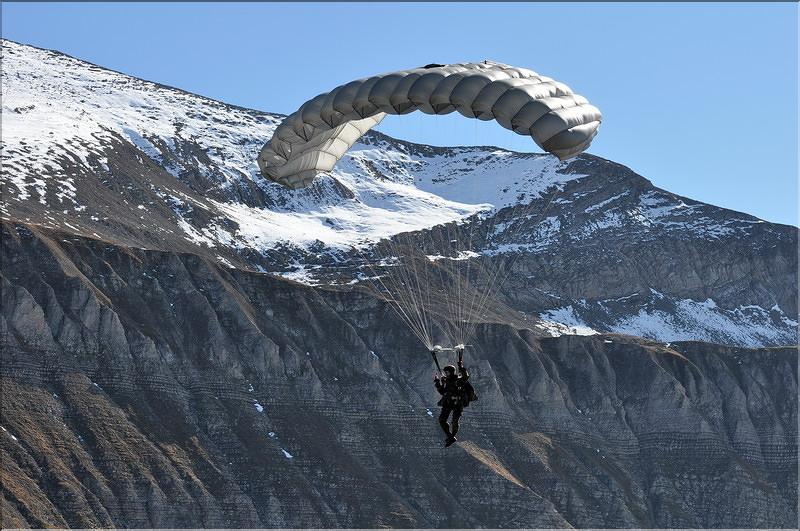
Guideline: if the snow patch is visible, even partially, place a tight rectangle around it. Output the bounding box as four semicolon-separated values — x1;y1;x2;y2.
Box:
540;291;797;348
610;297;798;347
538;306;599;336
1;426;19;442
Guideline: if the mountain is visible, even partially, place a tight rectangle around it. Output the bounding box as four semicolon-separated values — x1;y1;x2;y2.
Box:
1;40;797;528
2;40;796;348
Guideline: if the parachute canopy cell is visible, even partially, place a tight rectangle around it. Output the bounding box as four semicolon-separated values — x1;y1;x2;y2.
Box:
258;61;602;189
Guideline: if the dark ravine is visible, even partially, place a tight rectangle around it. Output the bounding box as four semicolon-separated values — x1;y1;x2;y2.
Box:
2;222;796;528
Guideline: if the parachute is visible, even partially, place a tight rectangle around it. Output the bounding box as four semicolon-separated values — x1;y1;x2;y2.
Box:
258;61;602;353
258;61;601;189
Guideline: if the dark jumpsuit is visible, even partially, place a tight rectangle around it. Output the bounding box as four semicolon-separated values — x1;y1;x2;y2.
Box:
434;361;469;438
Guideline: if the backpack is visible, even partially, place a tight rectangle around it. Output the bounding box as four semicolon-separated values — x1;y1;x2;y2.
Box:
462;380;478;408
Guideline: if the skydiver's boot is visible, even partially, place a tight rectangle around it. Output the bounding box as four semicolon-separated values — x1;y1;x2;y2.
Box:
440;425;452;447
445;435;457;447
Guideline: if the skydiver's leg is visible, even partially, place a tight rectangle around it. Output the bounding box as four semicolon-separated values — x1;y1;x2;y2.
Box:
439;405;452;437
450;406;463;437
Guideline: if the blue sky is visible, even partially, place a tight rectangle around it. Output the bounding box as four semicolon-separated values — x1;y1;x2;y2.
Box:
3;2;797;225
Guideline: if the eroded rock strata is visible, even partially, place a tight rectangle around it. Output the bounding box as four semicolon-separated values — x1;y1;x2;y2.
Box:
2;223;796;528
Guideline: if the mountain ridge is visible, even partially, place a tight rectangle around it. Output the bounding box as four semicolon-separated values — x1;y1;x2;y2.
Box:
1;37;797;348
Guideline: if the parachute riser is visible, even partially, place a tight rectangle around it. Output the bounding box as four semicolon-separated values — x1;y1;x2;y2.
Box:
431;344;470;374
430;350;443;376
431;344;471;352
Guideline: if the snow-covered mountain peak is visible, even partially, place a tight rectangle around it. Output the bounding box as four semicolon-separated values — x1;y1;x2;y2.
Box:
2;39;774;253
1;39;585;250
2;40;278;205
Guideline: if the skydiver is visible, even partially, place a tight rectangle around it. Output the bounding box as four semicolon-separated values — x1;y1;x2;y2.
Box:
433;349;474;448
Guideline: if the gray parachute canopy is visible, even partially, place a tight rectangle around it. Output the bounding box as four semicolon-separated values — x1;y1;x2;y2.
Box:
258;61;602;189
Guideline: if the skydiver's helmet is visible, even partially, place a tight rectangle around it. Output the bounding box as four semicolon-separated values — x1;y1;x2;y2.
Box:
443;365;456;376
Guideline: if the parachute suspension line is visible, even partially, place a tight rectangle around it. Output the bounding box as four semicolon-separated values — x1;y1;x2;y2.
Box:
366;113;459;351
402;234;435;347
464;193;523;340
352;238;435;350
451;156;479;347
417;228;449;343
442;219;474;348
463;206;520;341
454;219;473;347
372;268;430;349
417;119;494;350
390;234;437;349
377;111;441;350
425;223;457;347
443;120;490;349
366;111;482;352
388;235;434;349
462;182;566;344
424;119;569;351
373;150;566;353
420;216;473;349
460;117;494;347
351;157;565;353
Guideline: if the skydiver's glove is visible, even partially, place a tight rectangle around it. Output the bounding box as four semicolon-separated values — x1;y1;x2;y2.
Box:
433;374;440;382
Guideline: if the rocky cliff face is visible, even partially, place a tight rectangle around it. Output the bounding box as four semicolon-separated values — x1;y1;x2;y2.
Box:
1;222;797;528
